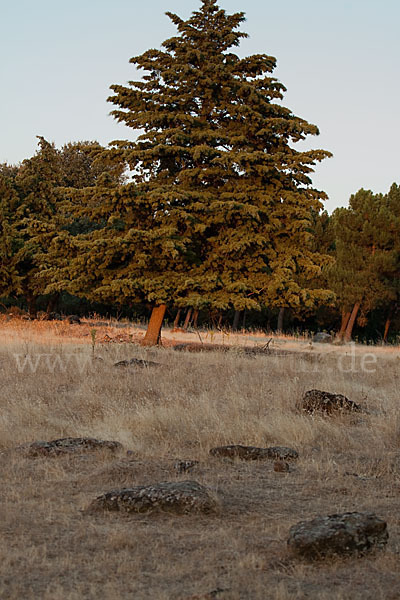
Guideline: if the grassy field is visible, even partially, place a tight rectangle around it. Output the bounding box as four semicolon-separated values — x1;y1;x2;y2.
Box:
0;317;400;599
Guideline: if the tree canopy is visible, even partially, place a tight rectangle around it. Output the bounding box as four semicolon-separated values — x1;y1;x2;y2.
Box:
1;1;398;344
48;0;332;343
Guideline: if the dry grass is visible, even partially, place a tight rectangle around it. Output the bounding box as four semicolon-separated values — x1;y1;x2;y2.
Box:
1;318;400;599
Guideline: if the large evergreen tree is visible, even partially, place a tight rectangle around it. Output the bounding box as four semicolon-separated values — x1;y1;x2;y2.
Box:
50;0;332;343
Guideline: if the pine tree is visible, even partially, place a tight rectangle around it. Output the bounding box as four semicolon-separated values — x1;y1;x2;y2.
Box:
378;183;400;340
329;188;396;341
55;0;332;344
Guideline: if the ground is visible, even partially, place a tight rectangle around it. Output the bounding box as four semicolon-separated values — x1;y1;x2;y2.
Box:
0;316;399;599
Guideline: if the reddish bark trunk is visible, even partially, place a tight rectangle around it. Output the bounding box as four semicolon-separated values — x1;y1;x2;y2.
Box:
383;317;391;342
141;305;167;346
344;303;360;342
337;310;351;341
192;309;199;328
183;308;192;330
173;309;181;329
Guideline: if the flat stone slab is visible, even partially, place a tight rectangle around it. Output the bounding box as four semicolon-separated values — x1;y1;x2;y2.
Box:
288;512;388;558
86;480;219;514
113;358;159;368
300;389;362;415
209;445;298;461
19;437;123;457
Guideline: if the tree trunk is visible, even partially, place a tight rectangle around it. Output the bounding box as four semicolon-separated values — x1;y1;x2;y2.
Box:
232;310;241;331
26;294;37;319
46;292;60;316
183;308;192;330
242;310;246;330
173;309;181;329
192;309;199;328
383;306;394;342
277;307;285;332
383;317;391;342
337;309;351;341
141;305;167;346
344;303;360;342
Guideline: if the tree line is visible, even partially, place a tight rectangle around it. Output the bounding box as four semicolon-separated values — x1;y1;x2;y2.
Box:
1;0;399;344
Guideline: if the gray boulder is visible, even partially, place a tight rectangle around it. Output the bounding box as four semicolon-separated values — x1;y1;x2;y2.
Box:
312;332;332;343
209;445;298;461
86;480;219;514
288;512;388;558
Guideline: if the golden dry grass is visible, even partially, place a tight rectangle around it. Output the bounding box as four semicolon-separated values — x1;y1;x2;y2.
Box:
0;318;400;599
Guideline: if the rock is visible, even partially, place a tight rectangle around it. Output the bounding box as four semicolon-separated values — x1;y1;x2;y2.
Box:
19;437;123;457
174;460;199;473
274;460;290;472
209;445;298;461
288;512;388;558
184;588;227;600
300;389;362;415
67;314;81;324
56;383;79;394
46;312;62;321
113;357;160;368
312;332;332;343
86;480;219;514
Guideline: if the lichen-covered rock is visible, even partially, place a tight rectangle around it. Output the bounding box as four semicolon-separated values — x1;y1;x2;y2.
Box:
86;480;219;514
67;314;81;324
174;460;199;473
20;437;123;457
113;358;159;368
184;588;227;600
300;389;362;415
288;512;388;558
45;312;62;321
209;445;298;461
312;332;332;343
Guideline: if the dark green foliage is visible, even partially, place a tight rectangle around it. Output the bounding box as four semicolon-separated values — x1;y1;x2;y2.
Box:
329;185;400;331
0;138;122;313
56;0;332;316
0;171;20;297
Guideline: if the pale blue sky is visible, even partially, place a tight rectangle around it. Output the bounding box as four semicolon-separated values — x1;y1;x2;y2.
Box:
1;0;399;212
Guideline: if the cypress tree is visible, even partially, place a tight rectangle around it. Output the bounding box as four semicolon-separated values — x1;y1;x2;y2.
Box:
56;0;332;343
